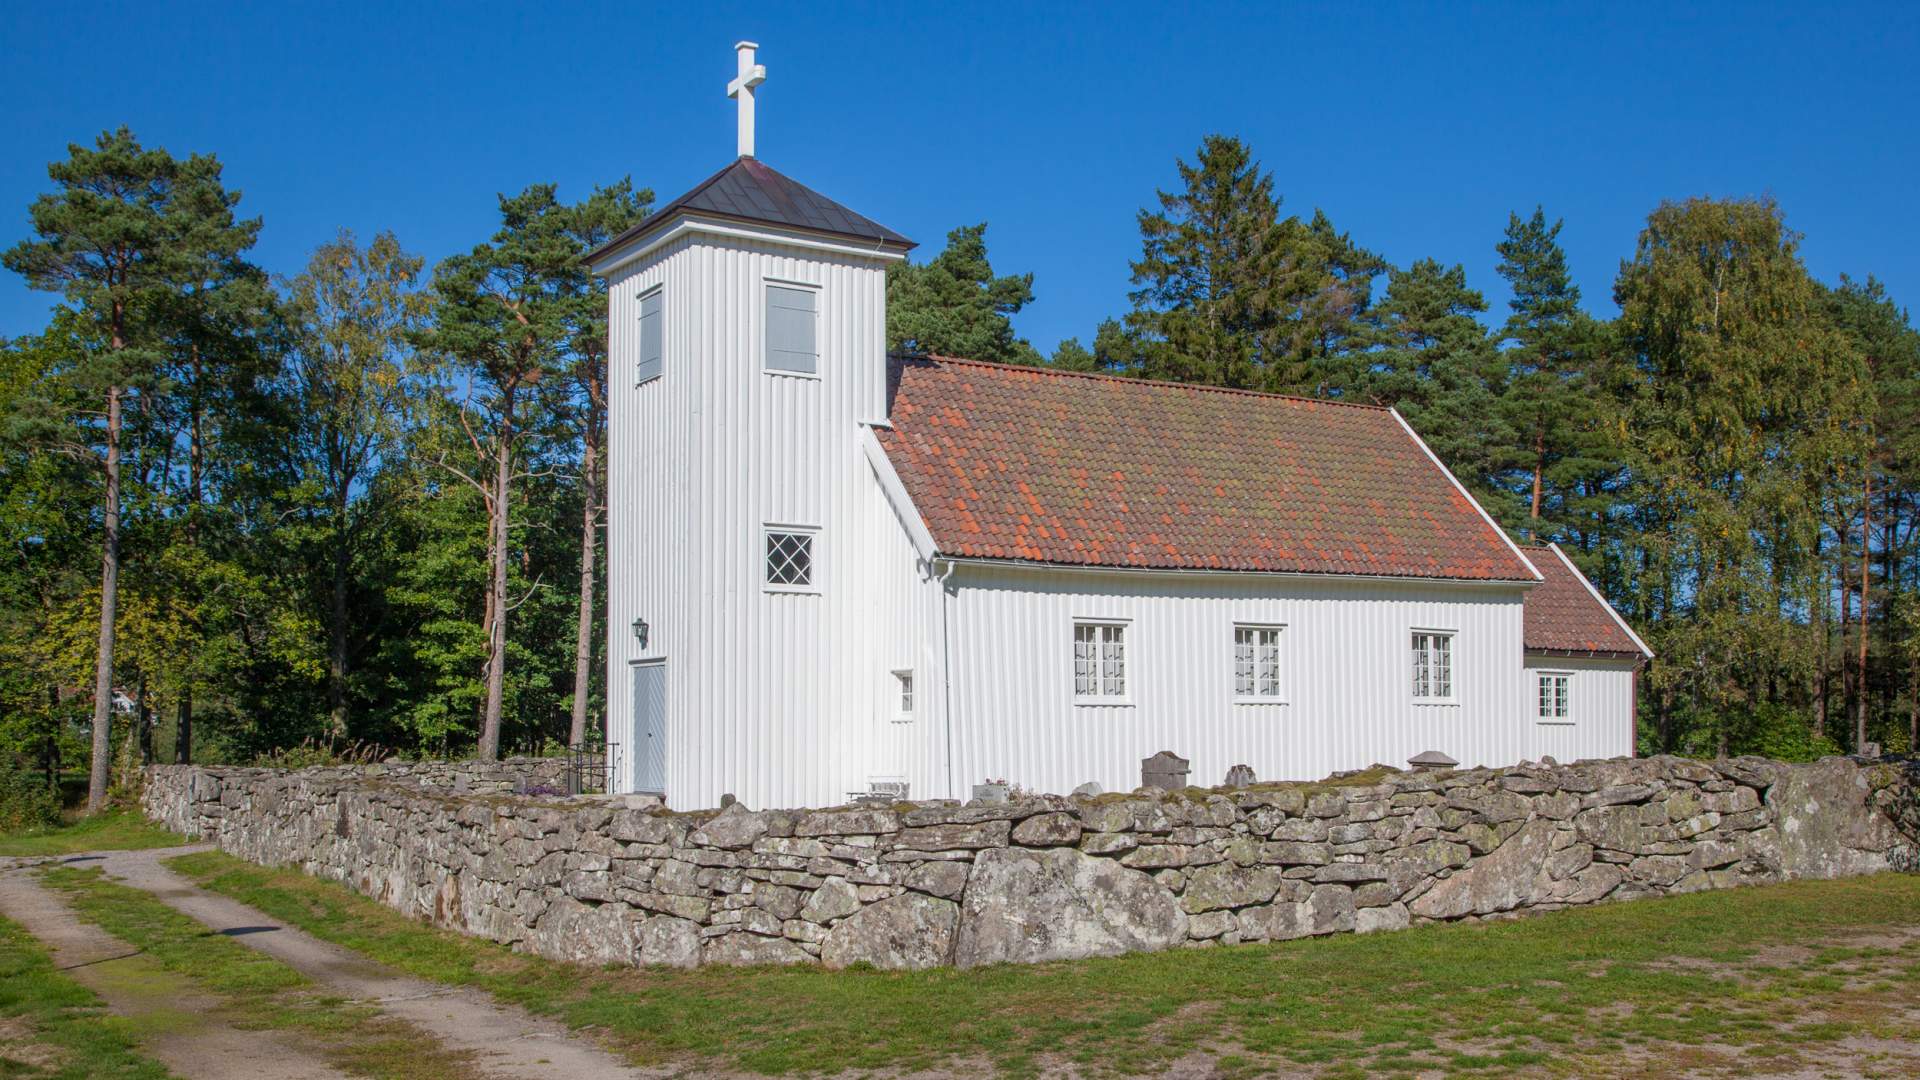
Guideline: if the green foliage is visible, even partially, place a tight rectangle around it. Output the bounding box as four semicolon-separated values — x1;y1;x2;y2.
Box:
1113;135;1387;394
0;760;61;832
886;223;1041;364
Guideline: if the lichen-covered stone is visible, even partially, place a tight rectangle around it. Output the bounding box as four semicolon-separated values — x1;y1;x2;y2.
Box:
637;915;702;968
954;847;1187;966
1407;818;1556;919
820;893;959;970
140;754;1914;974
1181;863;1285;913
1011;812;1082;847
702;931;815;966
799;876;861;924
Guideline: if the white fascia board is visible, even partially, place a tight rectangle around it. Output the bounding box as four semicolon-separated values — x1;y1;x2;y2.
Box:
1388;407;1544;583
938;555;1537;590
860;425;939;563
591;213;909;276
1548;542;1655;659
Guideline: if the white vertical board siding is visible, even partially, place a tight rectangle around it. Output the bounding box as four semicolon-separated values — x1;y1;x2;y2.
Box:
1523;655;1638;762
942;565;1532;797
604;229;896;809
860;478;950;800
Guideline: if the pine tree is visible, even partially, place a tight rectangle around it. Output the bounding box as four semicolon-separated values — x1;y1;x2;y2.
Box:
1493;208;1607;539
1356;259;1509;508
1125;136;1274;387
556;181;651;749
886;223;1041;364
418;185;579;760
1122;136;1386;393
3;129;252;809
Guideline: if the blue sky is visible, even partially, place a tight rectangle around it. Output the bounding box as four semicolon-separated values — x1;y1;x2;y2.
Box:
3;2;1916;354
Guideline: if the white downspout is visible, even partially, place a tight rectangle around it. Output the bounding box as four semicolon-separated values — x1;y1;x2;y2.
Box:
936;558;957;801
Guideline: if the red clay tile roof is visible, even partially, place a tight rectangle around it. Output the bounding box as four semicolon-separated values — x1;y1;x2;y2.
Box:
874;356;1542;581
1519;543;1651;657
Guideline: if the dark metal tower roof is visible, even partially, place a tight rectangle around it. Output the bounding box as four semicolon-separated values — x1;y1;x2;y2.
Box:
588;157;913;266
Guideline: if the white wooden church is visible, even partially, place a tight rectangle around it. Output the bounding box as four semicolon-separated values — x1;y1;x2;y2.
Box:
589;44;1652;810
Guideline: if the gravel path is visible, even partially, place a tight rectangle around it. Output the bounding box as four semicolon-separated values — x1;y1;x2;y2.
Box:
0;862;352;1080
90;845;657;1079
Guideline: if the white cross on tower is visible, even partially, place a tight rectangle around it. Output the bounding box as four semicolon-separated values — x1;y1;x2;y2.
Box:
728;41;768;159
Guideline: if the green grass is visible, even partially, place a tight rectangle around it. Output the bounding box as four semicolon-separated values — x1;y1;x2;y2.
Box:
0;808;185;858
39;866;476;1079
166;850;1920;1078
0;910;173;1079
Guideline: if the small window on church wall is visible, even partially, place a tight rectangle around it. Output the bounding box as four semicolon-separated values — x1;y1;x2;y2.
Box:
637;288;663;384
764;528;816;590
765;283;817;374
1537;672;1571;723
1073;622;1127;700
894;670;914;720
1234;625;1283;701
1411;631;1454;701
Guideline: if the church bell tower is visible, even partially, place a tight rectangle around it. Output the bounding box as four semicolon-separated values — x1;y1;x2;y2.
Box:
587;42;915;809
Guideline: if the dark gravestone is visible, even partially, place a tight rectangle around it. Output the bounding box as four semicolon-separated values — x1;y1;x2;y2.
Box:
1141;751;1190;791
1407;750;1459;772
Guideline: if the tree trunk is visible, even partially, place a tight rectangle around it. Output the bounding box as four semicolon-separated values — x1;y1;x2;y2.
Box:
173;692;191;765
569;418;600;749
1857;468;1872;751
1839;559;1854;735
88;380;123;813
1813;534;1827;739
1529;428;1545;527
136;677;153;765
478;410;513;762
328;494;350;743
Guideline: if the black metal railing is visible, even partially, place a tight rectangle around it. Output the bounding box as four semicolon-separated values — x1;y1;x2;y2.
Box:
567;742;618;795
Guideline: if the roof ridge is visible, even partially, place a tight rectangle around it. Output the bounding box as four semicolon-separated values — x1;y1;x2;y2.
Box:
909;353;1395;412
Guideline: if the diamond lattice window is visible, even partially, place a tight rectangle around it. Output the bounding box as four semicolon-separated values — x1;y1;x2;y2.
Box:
765;530;814;588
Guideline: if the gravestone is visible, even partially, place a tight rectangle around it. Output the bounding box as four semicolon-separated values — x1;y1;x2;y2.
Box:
1407;750;1459;772
1223;764;1256;788
1072;781;1104;797
1141;751;1190;791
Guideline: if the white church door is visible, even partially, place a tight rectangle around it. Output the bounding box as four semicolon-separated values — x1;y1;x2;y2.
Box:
631;660;666;794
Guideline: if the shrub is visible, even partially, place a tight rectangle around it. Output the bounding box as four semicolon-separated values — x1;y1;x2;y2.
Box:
251;738;392;769
0;761;62;833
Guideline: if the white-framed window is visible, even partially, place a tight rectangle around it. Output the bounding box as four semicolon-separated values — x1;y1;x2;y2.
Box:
763;526;818;592
765;281;818;375
893;670;914;721
1073;621;1128;701
1411;630;1455;701
1536;671;1572;723
636;286;663;384
1233;624;1284;701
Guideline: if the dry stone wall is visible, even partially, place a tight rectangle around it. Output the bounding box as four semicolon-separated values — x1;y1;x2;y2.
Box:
143;755;1917;971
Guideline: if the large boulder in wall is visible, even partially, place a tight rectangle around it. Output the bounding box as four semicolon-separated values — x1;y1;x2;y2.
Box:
953;847;1186;967
1408;817;1558;920
821;892;959;970
1768;757;1901;879
530;898;645;966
